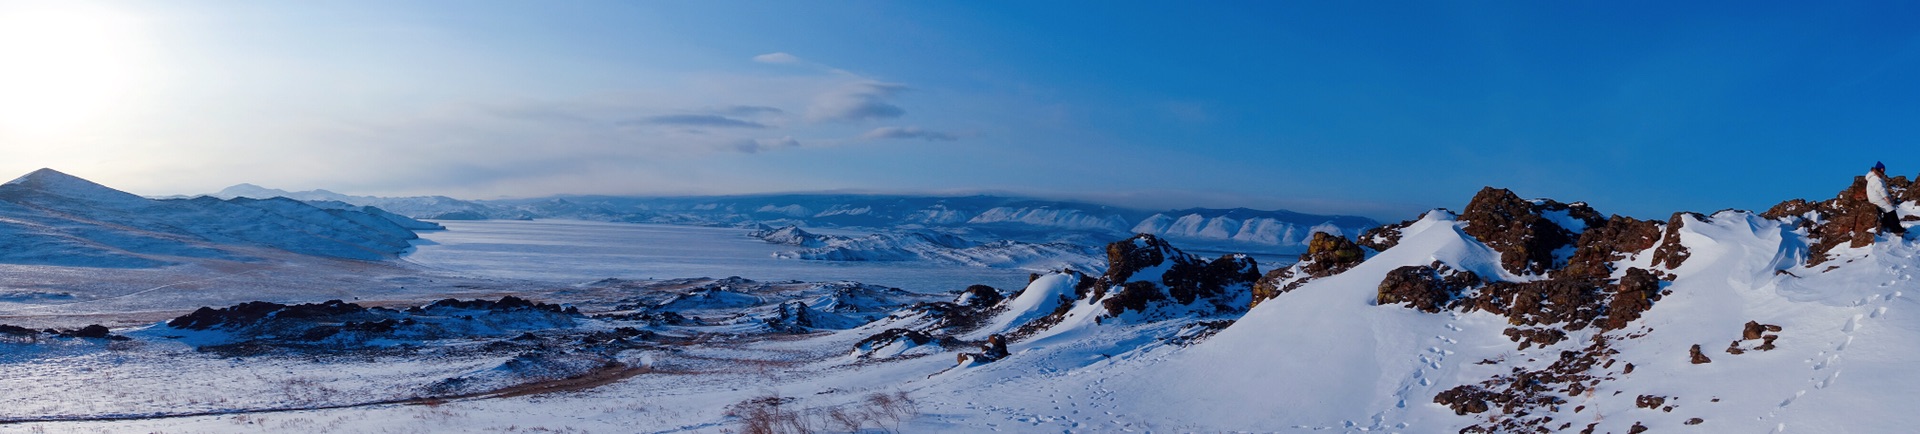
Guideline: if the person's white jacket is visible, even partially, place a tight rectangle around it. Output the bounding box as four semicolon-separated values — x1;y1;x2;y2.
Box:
1867;170;1896;213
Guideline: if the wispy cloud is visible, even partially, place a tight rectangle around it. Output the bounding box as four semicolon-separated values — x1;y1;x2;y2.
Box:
624;114;770;129
752;52;802;64
719;105;784;116
861;126;956;141
808;82;908;123
732;136;801;153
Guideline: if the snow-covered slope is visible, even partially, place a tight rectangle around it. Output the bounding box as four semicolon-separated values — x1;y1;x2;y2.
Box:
0;169;436;267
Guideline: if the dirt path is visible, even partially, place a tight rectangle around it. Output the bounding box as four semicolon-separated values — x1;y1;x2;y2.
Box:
0;362;649;425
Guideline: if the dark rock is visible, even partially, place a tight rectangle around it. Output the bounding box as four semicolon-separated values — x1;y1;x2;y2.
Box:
411;296;576;315
1459;187;1600;275
1635;395;1666;410
69;324;113;339
1091;235;1259;318
1742;321;1769;340
1685;417;1705;425
1104;234;1174;284
1602;268;1662;330
1376;263;1482;313
1766;176;1905;267
1469;278;1606;330
1629;422;1649;434
1255;233;1364;308
1651;212;1702;269
1100;281;1166;316
1562;216;1662;279
1356;217;1420;252
1757;335;1778;351
0;324;36;336
1689;344;1711;364
168;300;371;330
957;285;1004;308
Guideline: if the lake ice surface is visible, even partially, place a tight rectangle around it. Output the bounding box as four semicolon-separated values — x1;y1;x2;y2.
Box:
403;219;1040;294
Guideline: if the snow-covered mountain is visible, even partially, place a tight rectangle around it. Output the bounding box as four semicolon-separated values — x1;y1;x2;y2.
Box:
748;225;1105;271
211;187;1379;252
0;169;441;267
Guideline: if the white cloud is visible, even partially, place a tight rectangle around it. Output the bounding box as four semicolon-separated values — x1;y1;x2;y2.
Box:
860;126;957;141
807;81;908;123
753;52;801;64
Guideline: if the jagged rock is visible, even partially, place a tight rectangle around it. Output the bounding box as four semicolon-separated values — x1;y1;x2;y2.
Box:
169;300;372;330
1742;321;1782;340
0;324;35;336
1093;235;1259;317
956;285;1004;308
1254;233;1365;308
69;324;112;339
1635;395;1667;409
857;328;932;357
1765;176;1906;267
1602;268;1662;330
1758;335;1778;351
1561;216;1662;279
1376;262;1482;313
1101;281;1167;316
767;301;814;332
1651;212;1701;269
1459;187;1602;275
1356;217;1419;252
1468;278;1606;330
410;296;577;315
1685;418;1705;426
1104;234;1174;284
1689;344;1711;364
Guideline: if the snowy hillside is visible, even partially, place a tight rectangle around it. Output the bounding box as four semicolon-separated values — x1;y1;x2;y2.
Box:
0;169;439;267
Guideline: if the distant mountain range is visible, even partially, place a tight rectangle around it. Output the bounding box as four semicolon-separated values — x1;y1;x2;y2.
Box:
0;169;438;268
210;185;1379;252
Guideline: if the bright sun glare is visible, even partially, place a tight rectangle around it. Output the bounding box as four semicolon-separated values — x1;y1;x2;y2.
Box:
0;4;140;138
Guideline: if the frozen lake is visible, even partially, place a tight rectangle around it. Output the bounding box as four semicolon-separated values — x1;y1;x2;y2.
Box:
403;219;1041;294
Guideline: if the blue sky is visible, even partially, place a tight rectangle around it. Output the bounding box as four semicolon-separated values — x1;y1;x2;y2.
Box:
1;1;1916;220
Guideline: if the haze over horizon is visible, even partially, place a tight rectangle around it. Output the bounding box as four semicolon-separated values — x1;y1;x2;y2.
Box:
2;1;1916;220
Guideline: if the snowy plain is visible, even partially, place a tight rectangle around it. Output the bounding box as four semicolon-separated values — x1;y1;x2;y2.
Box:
402;219;1043;293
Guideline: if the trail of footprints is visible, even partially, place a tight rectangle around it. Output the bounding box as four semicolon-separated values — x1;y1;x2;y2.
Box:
1773;258;1910;423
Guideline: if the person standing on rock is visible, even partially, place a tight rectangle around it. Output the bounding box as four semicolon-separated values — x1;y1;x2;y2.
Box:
1866;161;1906;235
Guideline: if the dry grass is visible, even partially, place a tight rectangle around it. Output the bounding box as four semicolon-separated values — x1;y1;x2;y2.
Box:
728;391;917;434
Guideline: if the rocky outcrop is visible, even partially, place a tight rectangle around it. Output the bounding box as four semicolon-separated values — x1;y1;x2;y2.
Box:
169;300;374;330
1375;262;1483;313
1356;217;1419;252
1649;212;1700;269
1561;216;1663;279
956;285;1004;308
1090;234;1259;318
1763;176;1905;267
1253;232;1367;308
1459;187;1604;276
1602;268;1663;330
